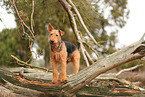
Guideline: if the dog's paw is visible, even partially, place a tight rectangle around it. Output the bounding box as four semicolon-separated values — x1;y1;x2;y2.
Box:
52;79;58;83
60;78;68;83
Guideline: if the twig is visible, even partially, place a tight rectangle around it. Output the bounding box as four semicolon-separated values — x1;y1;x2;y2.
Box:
83;41;100;58
116;64;143;76
11;55;52;72
81;44;90;67
21;24;31;39
84;49;94;64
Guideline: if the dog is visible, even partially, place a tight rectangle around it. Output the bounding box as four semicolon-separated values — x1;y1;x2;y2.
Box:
48;23;80;83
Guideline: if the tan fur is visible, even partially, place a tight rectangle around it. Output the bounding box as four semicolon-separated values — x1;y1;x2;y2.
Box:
48;23;80;83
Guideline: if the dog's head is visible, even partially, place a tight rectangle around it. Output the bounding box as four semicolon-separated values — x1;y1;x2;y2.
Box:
48;23;64;47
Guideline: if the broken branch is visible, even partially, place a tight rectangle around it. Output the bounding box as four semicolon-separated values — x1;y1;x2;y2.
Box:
11;55;52;72
116;64;143;76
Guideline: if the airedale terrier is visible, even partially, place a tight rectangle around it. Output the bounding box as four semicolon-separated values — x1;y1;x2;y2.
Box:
48;23;80;83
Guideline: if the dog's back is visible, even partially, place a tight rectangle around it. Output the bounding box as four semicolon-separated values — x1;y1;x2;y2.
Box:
64;41;77;58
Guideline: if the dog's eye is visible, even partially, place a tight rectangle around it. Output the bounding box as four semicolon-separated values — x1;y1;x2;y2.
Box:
56;35;58;36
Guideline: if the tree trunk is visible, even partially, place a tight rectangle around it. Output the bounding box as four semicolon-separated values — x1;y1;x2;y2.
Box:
0;40;145;96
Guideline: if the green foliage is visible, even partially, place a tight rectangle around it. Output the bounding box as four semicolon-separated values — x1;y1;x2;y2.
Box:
0;29;17;66
2;0;129;66
0;28;30;67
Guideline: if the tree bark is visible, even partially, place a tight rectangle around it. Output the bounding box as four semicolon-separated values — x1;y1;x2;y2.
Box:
0;40;145;96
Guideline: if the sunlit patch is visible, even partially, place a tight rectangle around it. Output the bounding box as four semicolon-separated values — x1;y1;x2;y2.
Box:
14;73;67;86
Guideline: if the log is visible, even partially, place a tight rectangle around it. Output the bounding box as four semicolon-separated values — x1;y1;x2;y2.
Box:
0;40;145;96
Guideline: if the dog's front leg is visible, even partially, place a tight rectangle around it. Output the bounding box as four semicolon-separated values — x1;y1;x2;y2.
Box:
58;60;67;82
51;60;58;83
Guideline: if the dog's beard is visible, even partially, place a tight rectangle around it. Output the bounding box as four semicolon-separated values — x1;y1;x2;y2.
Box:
50;42;55;46
50;43;59;48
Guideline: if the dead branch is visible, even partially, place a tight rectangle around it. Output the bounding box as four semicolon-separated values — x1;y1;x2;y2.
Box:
84;48;94;64
31;0;35;34
11;55;52;72
81;44;90;66
97;64;143;82
83;41;100;58
116;64;143;76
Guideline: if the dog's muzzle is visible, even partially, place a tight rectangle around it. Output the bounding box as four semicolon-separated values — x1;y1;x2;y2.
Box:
50;40;56;46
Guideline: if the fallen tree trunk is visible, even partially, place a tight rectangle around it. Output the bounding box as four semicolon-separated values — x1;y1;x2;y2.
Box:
0;40;145;96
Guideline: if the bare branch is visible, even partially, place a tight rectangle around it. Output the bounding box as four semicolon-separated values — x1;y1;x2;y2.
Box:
11;55;52;72
31;0;35;34
84;48;94;64
81;44;90;67
116;64;143;76
83;41;100;58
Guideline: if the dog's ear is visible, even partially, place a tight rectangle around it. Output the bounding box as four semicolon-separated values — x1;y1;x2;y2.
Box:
48;23;54;33
59;30;64;36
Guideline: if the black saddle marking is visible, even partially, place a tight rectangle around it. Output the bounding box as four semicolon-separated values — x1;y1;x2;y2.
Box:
64;41;77;58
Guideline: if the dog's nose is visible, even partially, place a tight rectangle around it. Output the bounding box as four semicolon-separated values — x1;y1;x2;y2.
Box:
51;40;54;43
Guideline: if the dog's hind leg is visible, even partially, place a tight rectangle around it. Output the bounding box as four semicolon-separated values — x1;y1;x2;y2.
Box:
72;50;80;74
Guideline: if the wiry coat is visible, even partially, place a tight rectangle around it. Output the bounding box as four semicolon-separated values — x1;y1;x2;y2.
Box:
48;23;80;83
